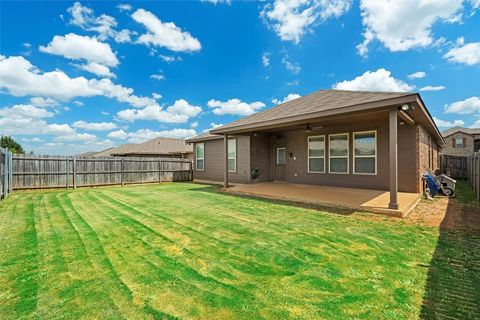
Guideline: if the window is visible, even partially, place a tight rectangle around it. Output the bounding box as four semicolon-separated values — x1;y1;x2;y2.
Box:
455;138;464;148
277;147;286;165
353;131;377;175
228;138;236;172
308;135;325;173
195;143;204;171
329;133;349;174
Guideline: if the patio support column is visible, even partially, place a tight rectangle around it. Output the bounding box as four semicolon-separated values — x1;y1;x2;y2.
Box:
389;108;399;209
224;134;229;188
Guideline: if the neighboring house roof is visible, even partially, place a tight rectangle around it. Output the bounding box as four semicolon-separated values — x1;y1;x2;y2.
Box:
207;89;443;144
186;132;222;143
76;151;100;157
442;126;480;138
92;145;134;157
110;137;193;156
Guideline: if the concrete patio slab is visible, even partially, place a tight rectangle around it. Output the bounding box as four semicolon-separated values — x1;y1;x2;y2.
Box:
224;182;421;217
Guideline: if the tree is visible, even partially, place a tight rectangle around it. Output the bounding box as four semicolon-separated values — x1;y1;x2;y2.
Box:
0;136;25;154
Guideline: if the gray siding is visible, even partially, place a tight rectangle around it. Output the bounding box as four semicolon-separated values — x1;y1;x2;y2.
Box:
193;115;422;193
269;121;417;192
193;136;250;184
250;134;271;182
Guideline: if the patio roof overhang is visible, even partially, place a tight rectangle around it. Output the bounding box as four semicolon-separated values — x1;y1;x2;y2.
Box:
210;94;445;146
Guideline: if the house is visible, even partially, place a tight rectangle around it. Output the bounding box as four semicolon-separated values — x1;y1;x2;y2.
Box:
92;137;193;159
186;90;444;212
441;126;480;157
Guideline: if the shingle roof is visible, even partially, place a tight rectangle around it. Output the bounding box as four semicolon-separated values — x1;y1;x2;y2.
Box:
185;132;222;143
441;126;480;137
92;145;134;157
211;90;412;133
110;137;193;156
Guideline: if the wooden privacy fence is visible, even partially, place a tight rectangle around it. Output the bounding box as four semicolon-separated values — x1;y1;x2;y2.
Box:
0;148;13;200
12;154;193;190
467;152;480;202
440;155;468;179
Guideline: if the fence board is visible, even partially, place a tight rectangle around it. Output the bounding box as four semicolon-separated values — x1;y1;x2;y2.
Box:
465;152;480;202
0;148;13;201
11;154;192;190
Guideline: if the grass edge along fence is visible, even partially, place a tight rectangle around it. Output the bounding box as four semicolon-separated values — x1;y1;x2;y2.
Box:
0;148;13;200
467;152;480;202
11;154;193;190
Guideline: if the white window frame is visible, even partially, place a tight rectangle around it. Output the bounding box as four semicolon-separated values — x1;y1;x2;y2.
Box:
195;142;205;171
307;135;325;173
455;137;464;148
276;147;286;165
228;138;237;173
353;130;377;175
328;133;349;174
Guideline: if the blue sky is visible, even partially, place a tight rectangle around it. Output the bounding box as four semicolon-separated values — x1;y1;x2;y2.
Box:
1;0;479;155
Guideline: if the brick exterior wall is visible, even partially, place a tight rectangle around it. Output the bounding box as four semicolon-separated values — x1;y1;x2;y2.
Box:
416;124;441;192
442;132;476;156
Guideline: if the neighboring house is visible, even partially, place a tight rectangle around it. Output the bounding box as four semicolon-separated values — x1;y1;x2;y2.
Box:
441;127;480;157
186;90;444;210
92;137;193;159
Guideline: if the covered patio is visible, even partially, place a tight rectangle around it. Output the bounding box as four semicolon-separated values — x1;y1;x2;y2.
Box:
224;182;421;217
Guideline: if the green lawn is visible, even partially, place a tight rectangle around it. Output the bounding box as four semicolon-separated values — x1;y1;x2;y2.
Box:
0;183;475;319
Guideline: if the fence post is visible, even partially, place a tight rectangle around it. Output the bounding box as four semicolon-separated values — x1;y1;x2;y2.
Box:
159;159;162;184
73;157;77;189
190;160;193;181
65;158;69;190
2;149;7;199
8;151;12;193
4;150;8;198
121;158;124;186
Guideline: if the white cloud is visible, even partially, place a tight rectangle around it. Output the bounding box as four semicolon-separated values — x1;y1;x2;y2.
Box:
67;2;134;43
107;129;128;139
0;56;156;109
420;85;446;92
444;39;480;66
73;121;117;131
110;128;197;143
203;122;223;133
39;33;119;67
159;55;182;63
55;132;97;142
408;71;426;79
21;137;44;143
166;99;202;117
433;117;465;128
78;62;116;78
152;93;162;100
114;29;136;43
469;119;480;128
202;0;231;4
73;100;84;106
357;0;464;56
116;3;132;12
261;0;351;44
444;97;480;114
44;123;76;135
132;9;201;52
150;73;165;81
190;121;199;128
30;97;59;107
117;99;202;123
262;52;270;67
272;93;301;104
207;98;266;116
282;55;301;74
0;104;54;119
332;68;414;92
